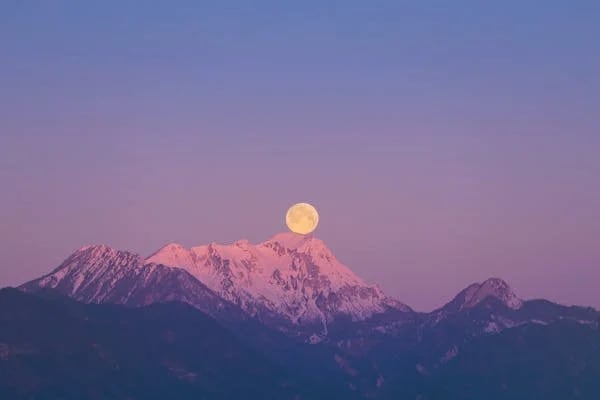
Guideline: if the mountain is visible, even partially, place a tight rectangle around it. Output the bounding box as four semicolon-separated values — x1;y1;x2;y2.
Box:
0;288;349;400
22;239;600;398
146;233;411;331
3;288;599;400
21;238;598;342
323;280;600;398
11;238;600;399
362;317;600;400
422;320;600;400
20;245;245;322
426;278;598;336
23;234;411;337
440;278;523;313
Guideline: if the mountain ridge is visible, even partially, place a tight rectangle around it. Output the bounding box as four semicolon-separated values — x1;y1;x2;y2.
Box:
20;245;246;323
20;234;598;341
22;234;411;337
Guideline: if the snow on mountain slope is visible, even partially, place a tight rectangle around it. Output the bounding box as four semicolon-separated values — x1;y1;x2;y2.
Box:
453;278;523;311
20;245;238;319
425;278;524;327
22;245;144;299
146;232;410;332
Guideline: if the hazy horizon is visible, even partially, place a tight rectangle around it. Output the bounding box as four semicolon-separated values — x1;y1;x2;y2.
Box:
1;1;599;311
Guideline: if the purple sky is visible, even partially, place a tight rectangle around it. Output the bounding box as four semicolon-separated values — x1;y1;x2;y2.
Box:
1;1;599;311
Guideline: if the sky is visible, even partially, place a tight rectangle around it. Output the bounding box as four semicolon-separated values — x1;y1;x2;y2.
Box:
1;1;599;311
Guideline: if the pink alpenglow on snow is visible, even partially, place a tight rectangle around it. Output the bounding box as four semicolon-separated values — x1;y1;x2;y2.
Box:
146;232;411;331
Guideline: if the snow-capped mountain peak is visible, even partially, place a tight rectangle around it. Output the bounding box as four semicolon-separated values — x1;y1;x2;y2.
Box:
21;244;238;320
453;278;523;311
23;244;144;297
73;244;136;262
147;242;193;268
146;233;409;332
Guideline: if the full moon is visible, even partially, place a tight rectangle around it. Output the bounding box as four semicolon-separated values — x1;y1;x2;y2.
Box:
286;203;319;235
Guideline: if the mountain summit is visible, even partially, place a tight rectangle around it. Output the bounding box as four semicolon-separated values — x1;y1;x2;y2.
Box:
20;244;240;320
442;278;523;313
146;232;410;334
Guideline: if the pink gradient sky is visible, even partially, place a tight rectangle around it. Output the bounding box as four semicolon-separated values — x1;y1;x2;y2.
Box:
1;1;599;310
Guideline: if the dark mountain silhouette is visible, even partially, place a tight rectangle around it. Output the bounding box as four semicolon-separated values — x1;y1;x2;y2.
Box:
0;288;351;400
2;288;599;399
